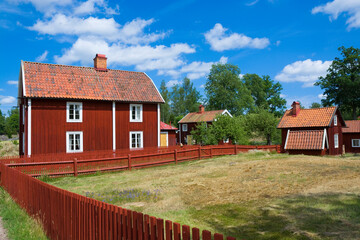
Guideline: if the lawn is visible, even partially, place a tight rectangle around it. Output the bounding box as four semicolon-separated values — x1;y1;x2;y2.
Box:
44;151;360;239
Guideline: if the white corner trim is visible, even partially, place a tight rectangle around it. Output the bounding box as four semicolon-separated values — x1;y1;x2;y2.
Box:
157;104;160;147
322;128;326;150
179;124;182;144
222;109;233;117
27;99;31;156
284;129;290;150
21;60;26;97
143;72;165;103
112;101;116;151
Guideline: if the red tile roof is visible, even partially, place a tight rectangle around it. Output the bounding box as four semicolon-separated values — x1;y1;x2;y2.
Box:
178;110;225;123
343;120;360;133
160;121;178;130
285;130;325;150
278;107;337;128
21;61;164;103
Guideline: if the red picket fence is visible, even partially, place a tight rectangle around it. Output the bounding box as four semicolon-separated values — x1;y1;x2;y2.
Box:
6;145;280;177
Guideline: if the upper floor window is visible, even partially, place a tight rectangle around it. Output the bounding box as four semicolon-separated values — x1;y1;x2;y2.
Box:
334;115;337;126
352;139;360;147
182;124;188;132
130;104;143;122
67;102;82;122
334;134;339;148
66;131;83;153
130;131;143;149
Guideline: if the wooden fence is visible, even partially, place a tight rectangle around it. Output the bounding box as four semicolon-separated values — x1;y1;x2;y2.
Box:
0;144;280;240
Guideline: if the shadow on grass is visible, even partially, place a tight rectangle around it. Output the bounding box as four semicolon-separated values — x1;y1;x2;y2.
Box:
193;193;360;240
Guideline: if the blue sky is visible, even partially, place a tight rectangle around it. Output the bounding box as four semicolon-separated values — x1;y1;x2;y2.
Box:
1;0;360;114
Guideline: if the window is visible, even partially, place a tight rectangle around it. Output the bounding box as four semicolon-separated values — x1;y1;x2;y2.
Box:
334;115;337;126
67;102;82;122
130;104;143;122
352;139;360;147
66;131;83;153
130;131;143;149
182;124;188;132
334;134;339;148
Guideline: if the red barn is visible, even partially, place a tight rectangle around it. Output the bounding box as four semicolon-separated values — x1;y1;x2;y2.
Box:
277;101;346;155
343;120;360;153
160;122;178;147
178;105;231;145
18;54;164;156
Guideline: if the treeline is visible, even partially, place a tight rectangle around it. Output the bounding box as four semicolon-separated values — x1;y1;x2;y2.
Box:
0;108;19;138
160;63;287;145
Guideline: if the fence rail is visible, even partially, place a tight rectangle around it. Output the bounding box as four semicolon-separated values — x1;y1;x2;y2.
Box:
0;144;280;240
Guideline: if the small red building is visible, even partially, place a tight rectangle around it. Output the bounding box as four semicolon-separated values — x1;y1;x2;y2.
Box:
277;101;346;155
343;120;360;153
18;54;164;156
178;105;231;145
160;122;178;147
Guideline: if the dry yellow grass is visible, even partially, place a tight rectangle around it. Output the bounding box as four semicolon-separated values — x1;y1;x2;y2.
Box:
0;141;19;157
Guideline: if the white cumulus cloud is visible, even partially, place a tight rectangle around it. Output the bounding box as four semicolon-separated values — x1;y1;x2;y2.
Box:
166;80;181;88
312;0;360;29
275;59;332;87
35;50;48;62
7;80;18;85
0;96;16;105
204;23;270;51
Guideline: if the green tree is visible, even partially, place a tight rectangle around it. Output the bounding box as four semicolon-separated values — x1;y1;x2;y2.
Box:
315;46;360;119
5;107;19;138
243;74;286;116
205;63;253;115
211;114;249;145
245;110;280;145
190;122;216;146
159;80;171;123
0;109;5;135
310;102;322;109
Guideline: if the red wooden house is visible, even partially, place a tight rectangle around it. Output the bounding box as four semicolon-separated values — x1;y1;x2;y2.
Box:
277;101;345;155
178;105;231;145
343;120;360;153
18;54;164;156
160;122;178;147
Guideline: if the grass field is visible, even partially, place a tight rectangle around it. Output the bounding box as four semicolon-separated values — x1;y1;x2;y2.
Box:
44;152;360;239
0;140;18;157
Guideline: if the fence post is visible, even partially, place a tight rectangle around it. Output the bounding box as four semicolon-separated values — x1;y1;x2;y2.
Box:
234;145;237;155
198;146;201;160
174;149;178;164
73;158;78;177
128;154;132;171
210;146;213;158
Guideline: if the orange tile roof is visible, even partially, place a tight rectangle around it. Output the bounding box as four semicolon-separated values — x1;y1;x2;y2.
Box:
278;107;337;128
22;61;164;103
178;110;225;123
160;121;177;130
285;130;325;150
343;120;360;133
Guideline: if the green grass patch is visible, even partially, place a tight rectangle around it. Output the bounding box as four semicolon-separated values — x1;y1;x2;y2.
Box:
0;187;48;240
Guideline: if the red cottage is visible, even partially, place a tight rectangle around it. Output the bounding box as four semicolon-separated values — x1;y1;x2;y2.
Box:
277;101;345;155
178;105;231;145
18;54;164;156
342;120;360;153
160;122;178;147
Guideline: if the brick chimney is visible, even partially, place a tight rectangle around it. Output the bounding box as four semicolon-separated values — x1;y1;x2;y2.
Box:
199;104;205;113
93;54;107;71
291;101;300;117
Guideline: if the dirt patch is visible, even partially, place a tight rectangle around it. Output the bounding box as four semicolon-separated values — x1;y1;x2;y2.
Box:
0;217;8;240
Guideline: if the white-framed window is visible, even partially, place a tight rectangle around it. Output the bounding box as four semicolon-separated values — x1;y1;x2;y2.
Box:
67;102;83;122
130;131;143;149
182;124;188;132
334;115;338;126
66;131;83;153
352;139;360;147
334;133;339;148
130;104;143;122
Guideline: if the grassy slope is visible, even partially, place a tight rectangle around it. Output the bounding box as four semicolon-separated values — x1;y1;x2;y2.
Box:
0;141;19;157
44;152;360;240
0;188;48;240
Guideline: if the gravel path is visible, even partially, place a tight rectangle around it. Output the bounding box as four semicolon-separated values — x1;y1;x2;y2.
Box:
0;217;9;240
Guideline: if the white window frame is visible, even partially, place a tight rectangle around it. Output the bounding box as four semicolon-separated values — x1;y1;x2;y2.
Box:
334;133;339;148
129;131;143;149
352;139;360;147
334;115;337;126
129;104;143;122
66;102;83;122
66;131;83;153
182;124;188;132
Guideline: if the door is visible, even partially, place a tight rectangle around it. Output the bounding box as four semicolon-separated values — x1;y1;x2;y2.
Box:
160;132;168;147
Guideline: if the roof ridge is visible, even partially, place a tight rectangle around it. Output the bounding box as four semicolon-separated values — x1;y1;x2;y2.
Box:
23;61;145;74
